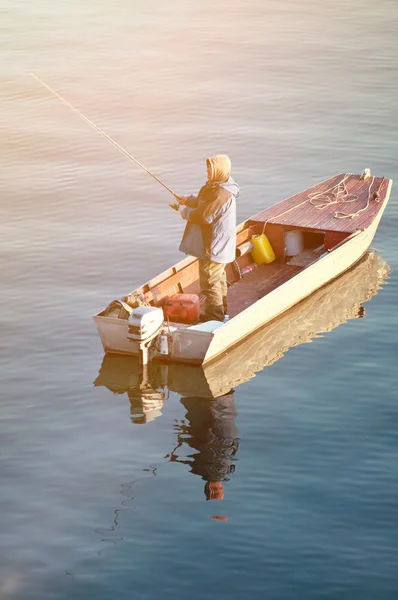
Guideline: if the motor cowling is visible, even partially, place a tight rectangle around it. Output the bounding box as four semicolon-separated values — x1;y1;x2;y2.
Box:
127;306;164;343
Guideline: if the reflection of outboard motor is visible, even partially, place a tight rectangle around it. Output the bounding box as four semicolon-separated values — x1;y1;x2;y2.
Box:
128;388;164;424
128;364;166;424
127;306;164;365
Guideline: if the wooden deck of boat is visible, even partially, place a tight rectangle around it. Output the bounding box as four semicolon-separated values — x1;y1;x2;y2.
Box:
251;174;388;234
227;263;302;318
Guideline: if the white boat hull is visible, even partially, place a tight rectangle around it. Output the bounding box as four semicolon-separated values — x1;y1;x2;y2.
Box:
93;179;392;364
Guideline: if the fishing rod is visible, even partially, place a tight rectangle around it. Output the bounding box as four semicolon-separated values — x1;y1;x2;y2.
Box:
30;73;179;201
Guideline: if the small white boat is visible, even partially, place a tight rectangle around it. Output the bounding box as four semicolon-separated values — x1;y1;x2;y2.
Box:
93;171;392;365
94;251;391;420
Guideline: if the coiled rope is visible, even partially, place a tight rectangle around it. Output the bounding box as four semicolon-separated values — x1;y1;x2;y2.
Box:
308;174;358;215
335;176;380;219
308;174;383;220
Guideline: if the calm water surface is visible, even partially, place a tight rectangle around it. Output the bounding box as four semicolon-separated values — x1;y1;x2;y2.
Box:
1;0;398;598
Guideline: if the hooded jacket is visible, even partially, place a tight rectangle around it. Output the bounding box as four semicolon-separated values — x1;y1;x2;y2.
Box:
179;155;239;264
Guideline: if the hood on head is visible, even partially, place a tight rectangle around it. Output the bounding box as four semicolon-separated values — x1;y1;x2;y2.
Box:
206;155;231;183
220;176;239;199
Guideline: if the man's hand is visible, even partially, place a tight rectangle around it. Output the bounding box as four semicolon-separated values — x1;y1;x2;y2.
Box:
174;195;188;206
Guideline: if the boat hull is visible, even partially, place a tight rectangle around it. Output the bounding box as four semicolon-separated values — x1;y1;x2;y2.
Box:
95;251;390;405
93;179;392;364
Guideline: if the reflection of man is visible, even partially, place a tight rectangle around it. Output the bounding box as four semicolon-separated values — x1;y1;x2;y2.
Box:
167;392;239;501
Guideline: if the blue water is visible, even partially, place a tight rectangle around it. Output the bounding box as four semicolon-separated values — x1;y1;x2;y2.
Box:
1;0;398;598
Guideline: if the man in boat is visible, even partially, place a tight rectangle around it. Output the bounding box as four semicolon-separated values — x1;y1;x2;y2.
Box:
173;155;239;322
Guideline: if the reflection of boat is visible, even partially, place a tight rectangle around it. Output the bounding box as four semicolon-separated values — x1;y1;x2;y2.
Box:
94;356;213;408
94;252;390;401
204;250;390;396
94;173;392;364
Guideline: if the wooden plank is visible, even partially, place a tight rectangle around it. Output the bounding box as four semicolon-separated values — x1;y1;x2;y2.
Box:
326;230;361;252
305;176;366;231
324;231;349;251
227;263;302;317
265;223;285;263
268;174;358;230
252;174;344;223
353;177;389;230
236;226;254;246
147;263;200;303
265;175;388;234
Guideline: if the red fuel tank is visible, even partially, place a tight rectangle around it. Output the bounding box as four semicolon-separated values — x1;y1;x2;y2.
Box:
163;293;200;324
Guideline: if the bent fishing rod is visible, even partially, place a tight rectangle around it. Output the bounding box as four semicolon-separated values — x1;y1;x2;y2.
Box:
30;73;179;203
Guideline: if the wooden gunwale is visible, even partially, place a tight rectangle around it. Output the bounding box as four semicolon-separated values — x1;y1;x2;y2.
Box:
115;222;257;309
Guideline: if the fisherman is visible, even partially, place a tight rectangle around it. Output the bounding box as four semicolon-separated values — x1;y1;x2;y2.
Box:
173;155;239;322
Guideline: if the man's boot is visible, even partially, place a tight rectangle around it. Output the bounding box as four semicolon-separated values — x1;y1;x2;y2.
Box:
202;304;224;322
222;296;228;316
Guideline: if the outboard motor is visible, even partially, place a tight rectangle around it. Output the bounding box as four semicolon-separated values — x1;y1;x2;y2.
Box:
127;306;164;365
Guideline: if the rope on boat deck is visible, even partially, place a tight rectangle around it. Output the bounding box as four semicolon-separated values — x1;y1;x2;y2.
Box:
308;174;358;213
259;173;355;234
334;176;378;219
309;173;384;220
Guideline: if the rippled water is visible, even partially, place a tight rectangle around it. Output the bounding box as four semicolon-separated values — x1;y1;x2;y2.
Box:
1;0;398;598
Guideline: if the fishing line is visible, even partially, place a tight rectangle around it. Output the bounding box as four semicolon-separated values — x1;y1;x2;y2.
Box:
30;73;178;199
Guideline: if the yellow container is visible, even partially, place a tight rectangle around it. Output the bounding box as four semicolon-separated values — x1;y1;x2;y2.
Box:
251;234;276;265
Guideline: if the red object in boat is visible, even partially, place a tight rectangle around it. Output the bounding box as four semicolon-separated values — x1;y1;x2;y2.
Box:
163;293;200;324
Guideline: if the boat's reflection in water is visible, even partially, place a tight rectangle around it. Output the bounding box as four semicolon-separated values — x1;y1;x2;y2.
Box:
94;357;239;506
94;252;390;503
